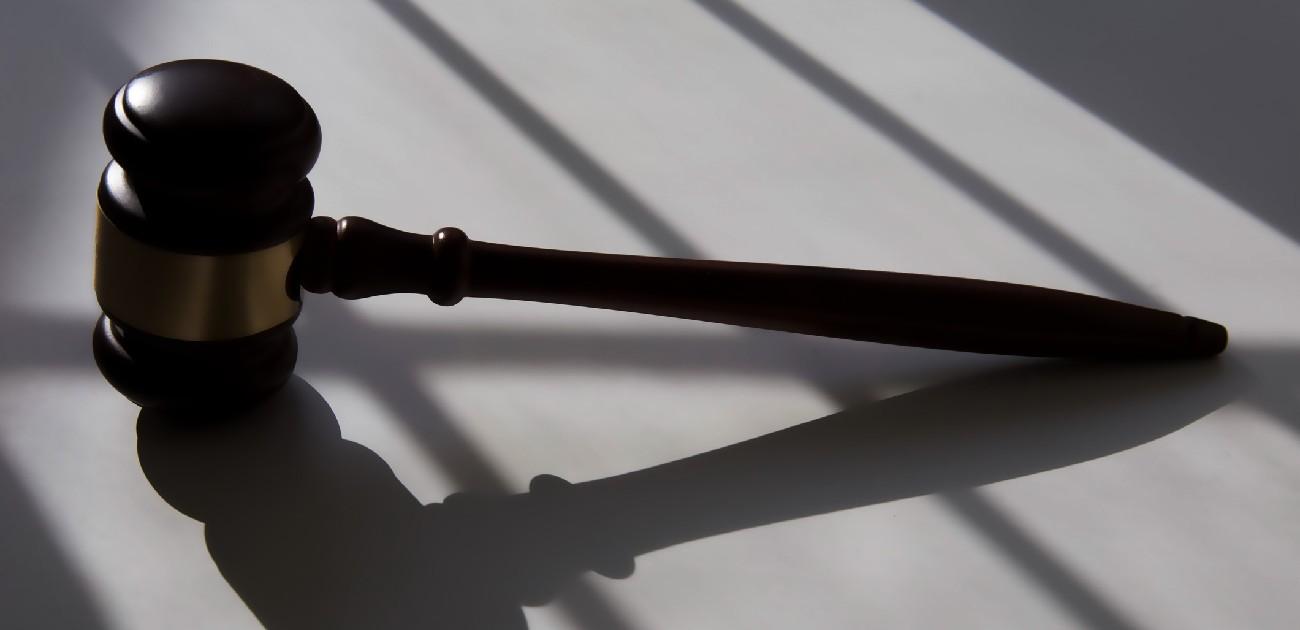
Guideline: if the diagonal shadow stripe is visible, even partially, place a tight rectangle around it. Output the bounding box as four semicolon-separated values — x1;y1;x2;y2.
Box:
10;2;1263;626
692;0;1157;308
684;1;1300;435
917;0;1300;248
369;0;1150;626
0;452;110;630
0;5;1280;630
0;2;136;627
945;489;1140;630
372;0;702;260
687;3;1169;627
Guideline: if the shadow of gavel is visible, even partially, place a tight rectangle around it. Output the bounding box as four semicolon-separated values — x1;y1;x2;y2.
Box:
93;59;1227;410
137;359;1239;628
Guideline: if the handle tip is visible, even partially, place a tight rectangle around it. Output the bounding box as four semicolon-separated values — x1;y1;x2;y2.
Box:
1184;316;1229;357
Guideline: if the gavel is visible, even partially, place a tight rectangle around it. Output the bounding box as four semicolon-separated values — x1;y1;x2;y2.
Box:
92;59;1228;410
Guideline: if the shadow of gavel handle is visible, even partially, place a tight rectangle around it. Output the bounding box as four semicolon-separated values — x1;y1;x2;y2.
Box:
488;357;1237;602
298;216;1226;359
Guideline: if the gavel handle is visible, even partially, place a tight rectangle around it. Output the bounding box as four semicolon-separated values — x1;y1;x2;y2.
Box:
297;216;1226;359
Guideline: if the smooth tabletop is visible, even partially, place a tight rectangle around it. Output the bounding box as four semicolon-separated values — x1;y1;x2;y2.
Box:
2;1;1298;628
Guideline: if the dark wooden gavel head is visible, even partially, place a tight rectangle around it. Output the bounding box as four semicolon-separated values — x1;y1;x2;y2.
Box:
93;59;322;410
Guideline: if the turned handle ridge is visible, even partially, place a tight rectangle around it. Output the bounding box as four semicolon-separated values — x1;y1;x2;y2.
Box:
296;216;471;305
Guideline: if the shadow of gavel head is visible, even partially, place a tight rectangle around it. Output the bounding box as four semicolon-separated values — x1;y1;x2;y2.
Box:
93;59;322;410
93;59;1227;412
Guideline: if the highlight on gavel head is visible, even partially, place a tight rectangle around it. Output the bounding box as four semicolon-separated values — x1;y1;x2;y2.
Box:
92;59;322;411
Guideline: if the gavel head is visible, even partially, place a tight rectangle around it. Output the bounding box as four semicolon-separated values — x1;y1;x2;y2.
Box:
92;59;322;411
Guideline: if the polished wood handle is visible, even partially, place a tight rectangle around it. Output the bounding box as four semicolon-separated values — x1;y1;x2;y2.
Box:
296;216;1227;359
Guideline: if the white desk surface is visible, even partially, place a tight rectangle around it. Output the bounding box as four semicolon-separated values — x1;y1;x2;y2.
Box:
3;1;1298;628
